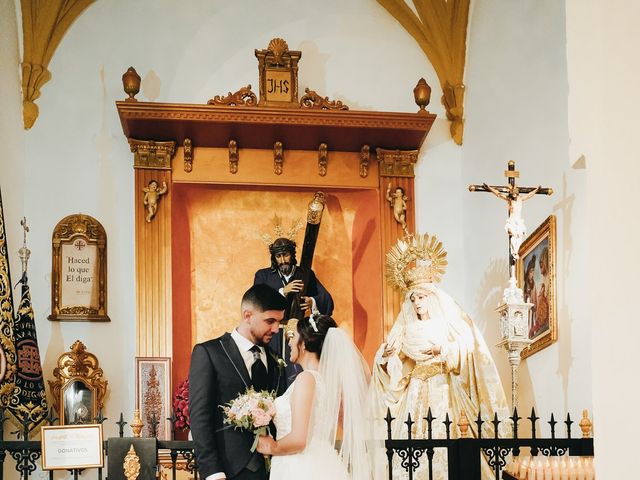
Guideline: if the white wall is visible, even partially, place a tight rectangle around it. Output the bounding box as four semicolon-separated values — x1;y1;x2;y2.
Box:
462;0;591;426
566;0;640;476
0;0;25;284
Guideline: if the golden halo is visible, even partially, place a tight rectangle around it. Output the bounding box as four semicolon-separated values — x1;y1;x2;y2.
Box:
385;232;448;291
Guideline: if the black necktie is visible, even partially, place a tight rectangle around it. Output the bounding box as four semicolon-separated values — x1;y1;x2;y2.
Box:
250;345;269;392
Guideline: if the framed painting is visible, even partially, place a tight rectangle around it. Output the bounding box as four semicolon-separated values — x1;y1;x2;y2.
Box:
135;357;172;440
517;215;557;358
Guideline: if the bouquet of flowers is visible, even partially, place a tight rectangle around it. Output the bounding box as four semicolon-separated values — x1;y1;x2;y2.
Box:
173;379;190;431
222;387;276;468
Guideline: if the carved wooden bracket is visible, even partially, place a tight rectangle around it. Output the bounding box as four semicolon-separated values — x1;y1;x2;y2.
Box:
360;145;370;178
129;139;176;170
318;143;328;176
274;141;284;175
183;138;193;172
376;148;419;178
300;88;349;110
229;140;239;174
207;85;257;106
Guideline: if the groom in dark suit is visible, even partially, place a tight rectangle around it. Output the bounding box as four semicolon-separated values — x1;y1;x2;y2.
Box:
189;284;287;480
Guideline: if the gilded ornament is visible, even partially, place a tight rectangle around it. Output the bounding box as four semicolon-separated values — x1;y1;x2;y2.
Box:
359;145;370;178
413;78;431;113
207;85;257;106
122;67;141;102
377;148;419;177
131;409;144;438
579;410;592;438
306;192;326;225
229;140;239;174
318;143;328;176
258;216;303;247
123;444;141;480
457;411;470;438
300;88;349;110
129;139;176;170
183;138;193;173
386;232;448;292
268;38;289;65
274;141;284;175
47;340;107;424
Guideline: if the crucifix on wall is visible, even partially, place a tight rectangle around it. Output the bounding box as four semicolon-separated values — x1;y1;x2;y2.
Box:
470;160;553;272
469;160;553;408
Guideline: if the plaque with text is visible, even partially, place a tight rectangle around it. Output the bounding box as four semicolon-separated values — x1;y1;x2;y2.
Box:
49;214;109;322
256;38;300;107
41;424;104;470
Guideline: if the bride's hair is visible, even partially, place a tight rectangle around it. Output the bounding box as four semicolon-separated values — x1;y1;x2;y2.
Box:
297;314;337;355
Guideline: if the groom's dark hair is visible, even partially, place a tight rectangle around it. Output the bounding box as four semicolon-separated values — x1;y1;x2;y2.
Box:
241;284;287;312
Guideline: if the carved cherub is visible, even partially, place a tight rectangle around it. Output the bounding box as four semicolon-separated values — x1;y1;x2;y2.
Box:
143;180;168;222
386;183;408;232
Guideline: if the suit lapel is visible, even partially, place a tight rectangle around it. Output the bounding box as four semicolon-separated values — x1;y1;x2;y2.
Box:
265;345;282;394
219;333;251;389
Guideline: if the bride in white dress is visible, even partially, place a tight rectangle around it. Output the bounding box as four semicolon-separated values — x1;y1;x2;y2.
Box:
256;314;381;480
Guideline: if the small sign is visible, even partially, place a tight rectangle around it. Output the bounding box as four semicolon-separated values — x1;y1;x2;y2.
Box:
265;69;292;103
49;214;109;322
255;38;301;107
61;240;99;311
41;424;104;470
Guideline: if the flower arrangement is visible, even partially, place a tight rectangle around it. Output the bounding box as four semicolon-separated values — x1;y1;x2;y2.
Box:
222;387;276;468
173;379;190;431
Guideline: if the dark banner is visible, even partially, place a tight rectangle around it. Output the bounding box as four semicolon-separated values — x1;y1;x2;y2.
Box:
9;279;48;429
0;187;17;408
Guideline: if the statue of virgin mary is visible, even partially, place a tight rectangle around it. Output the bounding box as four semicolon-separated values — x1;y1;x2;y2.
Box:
371;233;509;479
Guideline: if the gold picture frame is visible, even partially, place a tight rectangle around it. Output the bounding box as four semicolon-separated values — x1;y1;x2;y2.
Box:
517;215;557;358
48;213;109;322
135;357;172;440
48;341;108;425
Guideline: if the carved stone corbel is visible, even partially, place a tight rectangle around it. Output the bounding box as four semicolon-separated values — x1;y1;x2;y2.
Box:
376;148;419;178
274;141;284;175
360;145;370;178
229;140;239;174
183;138;193;173
318;143;328;176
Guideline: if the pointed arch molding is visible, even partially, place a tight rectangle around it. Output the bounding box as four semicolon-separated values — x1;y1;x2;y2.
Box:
378;0;470;145
20;0;95;130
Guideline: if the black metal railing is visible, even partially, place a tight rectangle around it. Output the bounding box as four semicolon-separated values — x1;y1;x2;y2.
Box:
384;407;595;480
0;407;594;479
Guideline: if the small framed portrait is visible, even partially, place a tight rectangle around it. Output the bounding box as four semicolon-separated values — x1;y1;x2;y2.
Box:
517;215;557;358
136;357;172;440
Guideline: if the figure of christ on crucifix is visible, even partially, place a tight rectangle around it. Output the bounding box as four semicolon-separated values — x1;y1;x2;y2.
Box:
470;160;553;265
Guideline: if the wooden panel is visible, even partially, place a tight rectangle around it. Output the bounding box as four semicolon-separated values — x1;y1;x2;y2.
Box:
135;168;172;356
172;148;379;188
116;101;435;152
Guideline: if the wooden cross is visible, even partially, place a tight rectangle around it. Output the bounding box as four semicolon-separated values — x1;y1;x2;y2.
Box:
469;160;553;269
